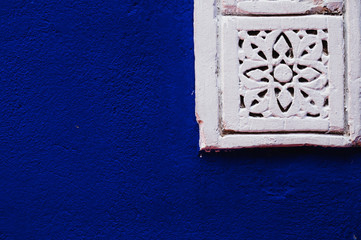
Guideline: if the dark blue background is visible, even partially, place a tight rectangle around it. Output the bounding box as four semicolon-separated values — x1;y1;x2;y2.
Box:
1;1;361;239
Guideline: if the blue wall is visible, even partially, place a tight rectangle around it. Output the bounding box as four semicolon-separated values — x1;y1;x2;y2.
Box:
1;1;361;239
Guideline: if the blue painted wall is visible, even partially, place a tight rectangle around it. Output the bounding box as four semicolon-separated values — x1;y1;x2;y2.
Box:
1;1;361;239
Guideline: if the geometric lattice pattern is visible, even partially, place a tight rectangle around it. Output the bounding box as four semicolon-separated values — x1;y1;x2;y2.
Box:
238;29;330;119
238;29;329;118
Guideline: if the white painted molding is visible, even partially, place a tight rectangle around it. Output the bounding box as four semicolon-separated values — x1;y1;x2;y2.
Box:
222;0;343;16
194;0;361;149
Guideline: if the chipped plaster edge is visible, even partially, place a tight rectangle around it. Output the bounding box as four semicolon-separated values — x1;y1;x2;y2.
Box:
195;0;221;150
221;0;343;16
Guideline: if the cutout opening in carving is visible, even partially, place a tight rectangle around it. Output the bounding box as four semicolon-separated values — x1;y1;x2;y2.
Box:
258;51;267;60
322;40;328;55
286;49;293;58
306;30;317;35
307;113;321;117
272;50;280;58
323;98;329;107
240;95;245;108
238;39;244;48
300;90;309;98
251;100;259;106
275;88;281;96
297;64;307;70
249;112;263;118
277;99;292;112
248;30;260;36
287;87;294;96
258;89;268;98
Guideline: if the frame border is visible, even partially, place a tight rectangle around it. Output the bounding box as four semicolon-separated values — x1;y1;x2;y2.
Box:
194;0;360;150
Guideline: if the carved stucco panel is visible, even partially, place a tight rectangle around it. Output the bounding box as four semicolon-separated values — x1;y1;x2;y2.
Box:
194;0;361;149
220;16;344;133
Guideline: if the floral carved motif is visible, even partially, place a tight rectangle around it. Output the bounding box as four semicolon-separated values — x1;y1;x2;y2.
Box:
238;29;330;118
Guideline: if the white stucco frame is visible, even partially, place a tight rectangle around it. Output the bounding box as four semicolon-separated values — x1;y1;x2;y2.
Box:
194;0;361;149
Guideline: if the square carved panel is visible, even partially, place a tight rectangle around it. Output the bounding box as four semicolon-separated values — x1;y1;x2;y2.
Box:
221;16;344;133
194;0;361;149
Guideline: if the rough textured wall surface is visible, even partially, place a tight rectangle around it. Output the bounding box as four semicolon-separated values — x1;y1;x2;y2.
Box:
1;1;361;239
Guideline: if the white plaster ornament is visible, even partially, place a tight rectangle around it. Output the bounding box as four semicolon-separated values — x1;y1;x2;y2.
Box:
194;0;361;149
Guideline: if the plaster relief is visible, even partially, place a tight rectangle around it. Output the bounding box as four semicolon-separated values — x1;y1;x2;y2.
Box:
238;29;330;119
220;16;344;134
222;0;343;15
194;0;361;149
